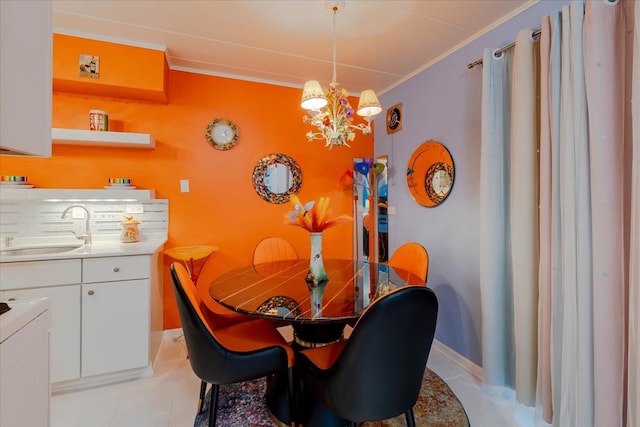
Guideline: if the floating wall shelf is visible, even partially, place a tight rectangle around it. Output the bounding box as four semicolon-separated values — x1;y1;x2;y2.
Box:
0;188;156;201
51;128;155;149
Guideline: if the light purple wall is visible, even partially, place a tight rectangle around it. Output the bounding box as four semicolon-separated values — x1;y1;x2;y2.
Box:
375;0;569;366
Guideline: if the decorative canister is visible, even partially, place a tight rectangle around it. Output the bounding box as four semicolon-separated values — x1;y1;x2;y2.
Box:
120;216;140;242
89;109;109;131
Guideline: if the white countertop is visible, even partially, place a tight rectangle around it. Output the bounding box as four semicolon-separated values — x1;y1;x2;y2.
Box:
0;297;51;343
0;236;167;263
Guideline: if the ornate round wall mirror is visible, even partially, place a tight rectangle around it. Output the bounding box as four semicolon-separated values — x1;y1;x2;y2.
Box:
252;153;302;204
406;140;454;207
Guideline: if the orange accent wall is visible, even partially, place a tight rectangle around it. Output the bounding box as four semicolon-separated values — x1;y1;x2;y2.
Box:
0;38;374;329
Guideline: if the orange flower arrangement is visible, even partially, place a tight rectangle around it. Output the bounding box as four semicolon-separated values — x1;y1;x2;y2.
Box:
286;195;351;232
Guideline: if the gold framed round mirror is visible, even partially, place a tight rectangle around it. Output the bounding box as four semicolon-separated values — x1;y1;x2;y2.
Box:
406;140;454;207
252;153;302;204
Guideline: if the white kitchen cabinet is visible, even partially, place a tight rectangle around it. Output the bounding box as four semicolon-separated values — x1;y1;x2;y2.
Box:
0;0;52;156
81;279;149;376
0;259;81;383
0;285;80;383
0;252;161;389
81;255;151;377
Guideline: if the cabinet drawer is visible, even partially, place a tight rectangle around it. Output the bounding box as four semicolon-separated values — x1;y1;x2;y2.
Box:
0;259;81;290
83;255;149;283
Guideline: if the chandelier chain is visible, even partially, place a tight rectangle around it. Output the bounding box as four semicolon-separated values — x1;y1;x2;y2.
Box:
332;6;337;85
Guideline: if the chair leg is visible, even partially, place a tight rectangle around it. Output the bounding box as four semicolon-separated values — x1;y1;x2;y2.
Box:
197;381;207;413
209;384;219;427
405;407;416;427
287;367;296;427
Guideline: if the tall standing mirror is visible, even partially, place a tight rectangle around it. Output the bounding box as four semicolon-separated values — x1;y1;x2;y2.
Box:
352;156;389;264
406;140;454;207
252;153;302;204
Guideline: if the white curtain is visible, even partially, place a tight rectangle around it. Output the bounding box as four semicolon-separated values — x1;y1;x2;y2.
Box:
558;4;594;426
628;2;640;426
479;1;638;425
510;28;540;407
536;12;557;424
584;1;626;424
479;45;514;388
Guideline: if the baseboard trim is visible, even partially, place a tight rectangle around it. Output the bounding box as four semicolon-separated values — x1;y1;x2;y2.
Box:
162;327;183;340
52;365;152;394
432;339;483;380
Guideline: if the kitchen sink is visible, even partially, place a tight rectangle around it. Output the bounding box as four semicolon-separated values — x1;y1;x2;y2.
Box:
0;244;83;257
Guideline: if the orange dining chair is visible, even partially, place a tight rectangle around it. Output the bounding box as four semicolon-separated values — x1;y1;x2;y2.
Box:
252;237;299;266
296;286;438;426
170;262;297;427
252;237;300;277
387;242;429;284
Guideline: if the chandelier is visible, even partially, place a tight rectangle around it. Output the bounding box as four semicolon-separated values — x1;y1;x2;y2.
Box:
301;1;382;149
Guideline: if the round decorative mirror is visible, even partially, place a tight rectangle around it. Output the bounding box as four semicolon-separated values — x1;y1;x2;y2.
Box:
252;153;302;204
406;140;454;207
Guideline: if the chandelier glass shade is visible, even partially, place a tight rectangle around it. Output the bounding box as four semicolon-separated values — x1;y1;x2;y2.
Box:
301;2;382;149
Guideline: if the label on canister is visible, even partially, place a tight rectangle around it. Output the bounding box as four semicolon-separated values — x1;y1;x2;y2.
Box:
89;110;109;131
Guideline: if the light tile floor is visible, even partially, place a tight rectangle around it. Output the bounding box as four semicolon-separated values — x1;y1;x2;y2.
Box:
52;328;540;427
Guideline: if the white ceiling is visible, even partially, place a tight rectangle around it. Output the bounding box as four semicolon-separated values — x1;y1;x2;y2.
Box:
52;0;535;95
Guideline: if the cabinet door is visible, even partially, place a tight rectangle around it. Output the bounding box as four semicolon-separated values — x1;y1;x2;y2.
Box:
81;279;150;377
0;0;52;156
0;286;80;383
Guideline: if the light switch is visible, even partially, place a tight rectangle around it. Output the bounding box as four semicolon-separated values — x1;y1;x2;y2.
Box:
180;179;190;193
388;206;396;215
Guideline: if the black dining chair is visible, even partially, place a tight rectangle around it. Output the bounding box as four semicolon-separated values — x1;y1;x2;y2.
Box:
296;286;438;426
170;262;297;427
176;263;255;414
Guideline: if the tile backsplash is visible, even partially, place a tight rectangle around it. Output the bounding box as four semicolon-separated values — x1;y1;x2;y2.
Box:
0;200;168;242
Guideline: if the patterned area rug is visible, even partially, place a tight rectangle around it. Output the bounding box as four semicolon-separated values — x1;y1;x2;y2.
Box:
194;368;469;426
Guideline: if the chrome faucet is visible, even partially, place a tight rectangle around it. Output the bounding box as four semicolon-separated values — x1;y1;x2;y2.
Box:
61;205;92;244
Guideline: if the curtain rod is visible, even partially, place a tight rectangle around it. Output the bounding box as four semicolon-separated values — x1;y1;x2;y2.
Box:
467;29;541;69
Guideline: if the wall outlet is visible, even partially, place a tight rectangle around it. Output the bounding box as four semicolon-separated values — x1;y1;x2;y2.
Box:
388;206;396;215
126;204;144;214
180;179;190;193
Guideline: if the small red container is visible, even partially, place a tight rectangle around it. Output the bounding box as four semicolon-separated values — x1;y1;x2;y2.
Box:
89;110;109;131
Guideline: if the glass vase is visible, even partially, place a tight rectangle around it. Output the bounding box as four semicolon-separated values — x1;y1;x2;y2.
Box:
306;231;329;318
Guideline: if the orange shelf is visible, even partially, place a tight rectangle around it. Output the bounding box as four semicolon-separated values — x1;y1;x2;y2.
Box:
53;34;168;103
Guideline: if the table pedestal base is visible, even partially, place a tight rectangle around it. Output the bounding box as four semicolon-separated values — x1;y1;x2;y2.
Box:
266;322;348;427
293;323;346;348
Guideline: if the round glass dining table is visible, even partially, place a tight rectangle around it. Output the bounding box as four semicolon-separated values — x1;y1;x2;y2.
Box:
209;258;423;346
208;258;424;426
